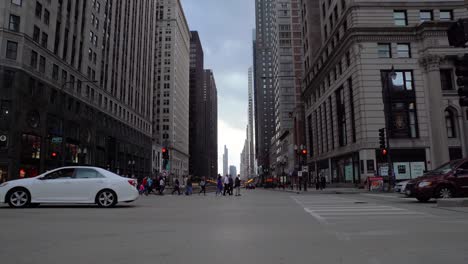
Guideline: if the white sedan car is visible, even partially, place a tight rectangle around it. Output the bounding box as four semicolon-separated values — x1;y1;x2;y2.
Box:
0;167;138;208
394;180;411;195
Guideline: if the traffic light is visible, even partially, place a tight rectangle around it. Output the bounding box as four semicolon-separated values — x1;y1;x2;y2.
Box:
162;147;169;160
381;148;388;157
448;19;468;48
456;55;468;107
378;128;386;149
301;149;308;156
51;152;58;158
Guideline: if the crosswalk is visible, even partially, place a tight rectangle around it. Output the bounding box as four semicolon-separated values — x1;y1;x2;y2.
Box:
292;195;428;225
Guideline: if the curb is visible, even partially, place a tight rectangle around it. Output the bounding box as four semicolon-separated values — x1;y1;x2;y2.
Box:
437;198;468;207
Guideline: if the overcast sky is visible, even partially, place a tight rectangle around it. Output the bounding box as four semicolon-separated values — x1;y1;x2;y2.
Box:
180;0;255;174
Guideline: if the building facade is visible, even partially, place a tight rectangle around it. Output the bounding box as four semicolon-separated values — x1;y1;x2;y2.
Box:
223;145;228;176
0;0;157;181
270;0;304;183
302;0;468;185
153;0;190;180
229;165;237;177
254;0;277;181
202;69;218;179
188;31;204;177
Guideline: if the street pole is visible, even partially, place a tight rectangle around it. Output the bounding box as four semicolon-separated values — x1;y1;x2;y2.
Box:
384;69;395;192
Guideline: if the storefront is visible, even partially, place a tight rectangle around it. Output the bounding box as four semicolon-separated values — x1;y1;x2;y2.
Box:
376;148;426;180
330;152;360;184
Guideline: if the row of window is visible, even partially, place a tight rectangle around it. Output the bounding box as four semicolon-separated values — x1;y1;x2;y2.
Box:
377;43;411;58
394;9;453;26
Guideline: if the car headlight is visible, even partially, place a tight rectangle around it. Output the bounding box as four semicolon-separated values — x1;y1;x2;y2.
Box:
0;182;8;187
418;181;432;188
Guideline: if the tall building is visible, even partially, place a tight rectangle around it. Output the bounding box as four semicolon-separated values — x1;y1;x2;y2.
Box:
302;0;468;184
188;31;205;177
153;0;190;179
270;0;304;181
240;134;248;179
229;165;237;177
254;0;277;181
247;67;256;178
0;0;157;181
223;145;228;176
204;69;218;179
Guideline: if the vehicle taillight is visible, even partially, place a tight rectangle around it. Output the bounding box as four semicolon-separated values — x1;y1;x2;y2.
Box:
128;180;136;187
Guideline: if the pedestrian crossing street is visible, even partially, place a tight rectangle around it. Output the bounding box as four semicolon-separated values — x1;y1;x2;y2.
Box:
292;195;429;225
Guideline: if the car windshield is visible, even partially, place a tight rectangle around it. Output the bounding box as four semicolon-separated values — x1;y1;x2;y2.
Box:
426;160;459;175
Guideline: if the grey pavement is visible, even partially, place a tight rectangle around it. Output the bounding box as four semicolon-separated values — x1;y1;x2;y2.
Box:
0;190;467;264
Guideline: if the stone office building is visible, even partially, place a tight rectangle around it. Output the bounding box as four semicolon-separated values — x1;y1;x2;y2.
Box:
0;0;156;181
302;0;468;184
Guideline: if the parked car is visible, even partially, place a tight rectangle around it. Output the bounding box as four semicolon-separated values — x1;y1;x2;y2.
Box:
0;167;139;208
394;180;410;194
405;159;468;202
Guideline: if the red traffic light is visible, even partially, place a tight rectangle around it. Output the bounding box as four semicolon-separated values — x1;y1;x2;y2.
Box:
381;148;388;156
301;149;308;155
51;152;57;157
162;148;167;153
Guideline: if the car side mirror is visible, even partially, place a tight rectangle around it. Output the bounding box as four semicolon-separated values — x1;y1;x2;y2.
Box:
454;169;464;176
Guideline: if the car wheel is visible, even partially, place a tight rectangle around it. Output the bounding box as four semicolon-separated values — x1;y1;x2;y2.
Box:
96;190;117;208
416;197;430;203
437;186;454;199
7;188;31;208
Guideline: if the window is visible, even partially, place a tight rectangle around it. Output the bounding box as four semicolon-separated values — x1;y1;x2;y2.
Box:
52;64;59;80
391;71;413;91
440;69;454;90
41;32;48;48
440;10;453;21
75;169;104;179
377;43;392;58
30;50;38;68
445;109;456;138
44;9;50;25
35;1;42;19
39;56;46;73
42;169;75;180
397;43;411;58
336;87;347;147
394;10;407;26
420;10;433;22
33;26;40;42
11;0;22;6
6;41;18;60
9;14;20;32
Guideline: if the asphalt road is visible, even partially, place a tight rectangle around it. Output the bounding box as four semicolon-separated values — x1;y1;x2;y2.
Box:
1;190;467;264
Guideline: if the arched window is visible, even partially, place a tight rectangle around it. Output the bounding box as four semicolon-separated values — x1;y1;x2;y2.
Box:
445;109;456;138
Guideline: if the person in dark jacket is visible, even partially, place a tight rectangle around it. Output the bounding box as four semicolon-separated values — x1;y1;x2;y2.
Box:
199;177;207;196
320;175;326;190
234;176;241;196
186;176;193;195
172;178;181;195
228;175;234;195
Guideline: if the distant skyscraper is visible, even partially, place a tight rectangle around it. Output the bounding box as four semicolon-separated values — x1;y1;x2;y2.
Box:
254;0;276;181
248;67;256;178
229;165;237;177
223;145;228;176
153;0;191;179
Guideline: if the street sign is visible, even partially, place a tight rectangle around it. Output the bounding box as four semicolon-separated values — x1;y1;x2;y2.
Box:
302;166;308;172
